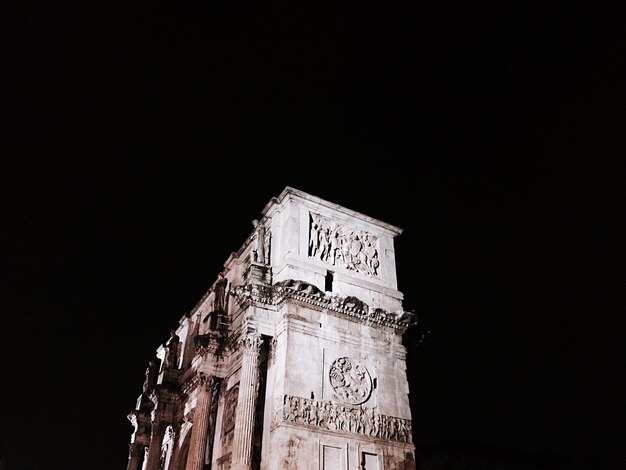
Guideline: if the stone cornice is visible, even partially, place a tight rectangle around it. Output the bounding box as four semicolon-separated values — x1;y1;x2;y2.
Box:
231;279;416;333
194;332;227;357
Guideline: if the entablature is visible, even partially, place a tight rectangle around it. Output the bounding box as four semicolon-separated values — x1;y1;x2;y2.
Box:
230;279;416;334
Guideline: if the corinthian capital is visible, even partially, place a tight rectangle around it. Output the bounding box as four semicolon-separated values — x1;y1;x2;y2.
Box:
238;331;263;352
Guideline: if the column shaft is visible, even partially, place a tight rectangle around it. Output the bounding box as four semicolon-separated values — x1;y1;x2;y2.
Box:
231;334;262;470
185;375;214;470
127;443;144;470
144;431;163;470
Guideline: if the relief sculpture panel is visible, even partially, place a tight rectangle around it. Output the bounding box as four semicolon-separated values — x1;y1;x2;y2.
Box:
309;213;380;276
329;357;372;405
221;384;239;451
280;395;412;444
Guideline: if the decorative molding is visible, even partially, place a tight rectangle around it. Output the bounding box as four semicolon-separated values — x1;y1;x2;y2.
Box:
279;395;412;444
329;357;372;405
230;279;416;332
309;212;381;276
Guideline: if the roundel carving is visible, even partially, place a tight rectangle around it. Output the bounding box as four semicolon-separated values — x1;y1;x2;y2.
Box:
328;357;372;405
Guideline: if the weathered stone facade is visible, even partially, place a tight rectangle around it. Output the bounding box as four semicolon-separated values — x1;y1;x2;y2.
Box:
126;187;417;470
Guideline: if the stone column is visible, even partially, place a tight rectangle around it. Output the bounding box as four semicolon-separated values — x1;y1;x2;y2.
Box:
231;332;263;470
127;443;145;470
144;423;164;470
185;374;215;470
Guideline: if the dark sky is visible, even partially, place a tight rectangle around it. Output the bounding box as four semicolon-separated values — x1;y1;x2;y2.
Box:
2;2;624;469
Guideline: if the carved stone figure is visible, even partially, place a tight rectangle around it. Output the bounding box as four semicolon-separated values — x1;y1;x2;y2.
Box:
251;219;268;264
363;233;380;275
309;217;321;258
213;272;228;313
142;359;159;394
163;331;181;370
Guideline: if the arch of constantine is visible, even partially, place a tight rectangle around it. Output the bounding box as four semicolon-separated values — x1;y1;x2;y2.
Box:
126;187;417;470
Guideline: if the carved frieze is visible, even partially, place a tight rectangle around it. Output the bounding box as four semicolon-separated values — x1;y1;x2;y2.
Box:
279;395;412;443
309;213;381;276
329;357;372;405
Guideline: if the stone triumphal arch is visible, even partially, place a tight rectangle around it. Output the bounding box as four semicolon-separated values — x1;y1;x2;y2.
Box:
126;186;417;470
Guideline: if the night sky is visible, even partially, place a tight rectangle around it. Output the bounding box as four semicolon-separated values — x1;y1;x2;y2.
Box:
2;2;624;469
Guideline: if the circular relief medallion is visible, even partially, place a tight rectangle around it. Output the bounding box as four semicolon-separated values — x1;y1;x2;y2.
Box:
328;357;372;405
